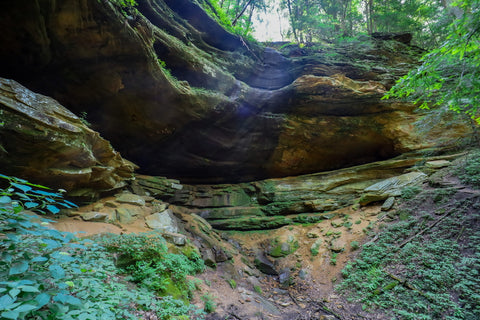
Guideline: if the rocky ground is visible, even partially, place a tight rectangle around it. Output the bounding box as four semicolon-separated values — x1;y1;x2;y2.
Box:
45;149;479;320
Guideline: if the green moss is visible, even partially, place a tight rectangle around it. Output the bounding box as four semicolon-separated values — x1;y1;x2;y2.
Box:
227;279;237;289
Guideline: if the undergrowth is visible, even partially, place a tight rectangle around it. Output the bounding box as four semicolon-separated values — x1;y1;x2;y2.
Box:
0;174;205;319
456;150;480;187
98;232;205;301
337;158;480;319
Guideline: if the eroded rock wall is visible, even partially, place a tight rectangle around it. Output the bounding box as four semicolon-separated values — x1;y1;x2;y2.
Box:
0;0;471;184
0;78;136;197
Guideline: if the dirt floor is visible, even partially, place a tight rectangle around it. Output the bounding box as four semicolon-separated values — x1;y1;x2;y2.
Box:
51;202;383;320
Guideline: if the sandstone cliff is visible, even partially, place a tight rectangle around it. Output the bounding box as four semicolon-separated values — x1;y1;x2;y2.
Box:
0;0;471;186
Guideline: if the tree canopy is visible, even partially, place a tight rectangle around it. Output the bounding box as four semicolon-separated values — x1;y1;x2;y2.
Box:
384;0;480;123
201;0;480;123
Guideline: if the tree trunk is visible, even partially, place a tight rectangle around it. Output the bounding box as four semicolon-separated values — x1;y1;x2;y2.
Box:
286;0;299;42
232;0;254;25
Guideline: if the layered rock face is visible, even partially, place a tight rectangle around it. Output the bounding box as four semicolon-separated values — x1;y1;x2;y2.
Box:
0;0;471;184
130;152;465;230
0;78;136;197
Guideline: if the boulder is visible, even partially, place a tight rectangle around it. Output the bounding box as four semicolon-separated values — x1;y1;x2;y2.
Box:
116;206;144;224
0;78;136;198
115;193;146;206
254;252;278;276
145;209;179;233
364;171;427;196
79;212;110;222
381;197;396;211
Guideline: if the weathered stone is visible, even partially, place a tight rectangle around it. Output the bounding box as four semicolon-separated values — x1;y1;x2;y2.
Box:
80;212;109;222
151;201;168;213
365;171;427;195
381;197;396;211
425;160;451;168
330;238;347;252
361;171;427;206
162;232;187;246
298;269;308;280
115;205;144;224
145;209;178;233
134;176;184;200
197;207;264;220
213;246;229;263
0;78;136;198
359;193;390;206
307;232;320;238
268;242;292;258
104;201;118;208
201;248;217;268
311;239;323;256
254;252;278;276
115;193;146;206
279;268;292;286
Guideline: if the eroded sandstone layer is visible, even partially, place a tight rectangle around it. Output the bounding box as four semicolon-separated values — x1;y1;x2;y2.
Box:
0;0;470;184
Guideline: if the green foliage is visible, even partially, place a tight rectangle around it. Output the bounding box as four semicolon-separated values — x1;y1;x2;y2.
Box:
253;285;263;295
99;232;205;300
350;241;360;250
227;279;237;289
400;186;422;200
0;174;77;214
384;0;480;123
337;193;480;319
109;0;137;8
200;293;216;313
200;0;266;38
0;174;205;319
457;150;480;187
278;0;448;45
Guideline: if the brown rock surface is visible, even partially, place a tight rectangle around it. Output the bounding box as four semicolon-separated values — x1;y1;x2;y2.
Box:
0;78;136;197
0;0;471;184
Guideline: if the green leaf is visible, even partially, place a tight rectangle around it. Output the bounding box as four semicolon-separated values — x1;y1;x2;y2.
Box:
35;293;51;308
9;261;29;275
54;293;82;306
31;256;48;263
42;239;61;249
61;200;78;208
1;310;20;319
13;303;37;313
0;196;12;205
19;285;40;293
0;294;15;309
49;265;66;279
8;288;20;298
46;205;60;214
24;202;38;209
31;190;60;197
11;183;32;193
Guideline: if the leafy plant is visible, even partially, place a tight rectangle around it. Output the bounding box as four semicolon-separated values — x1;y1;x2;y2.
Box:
400;186;421;200
383;0;480;122
457;150;480;187
0;173;76;214
227;279;237;289
350;241;360;250
0;174;205;319
201;293;216;314
337;191;480;319
99;232;205;301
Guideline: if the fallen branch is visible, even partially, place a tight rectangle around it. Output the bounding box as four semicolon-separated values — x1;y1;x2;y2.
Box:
386;272;434;303
398;210;452;248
